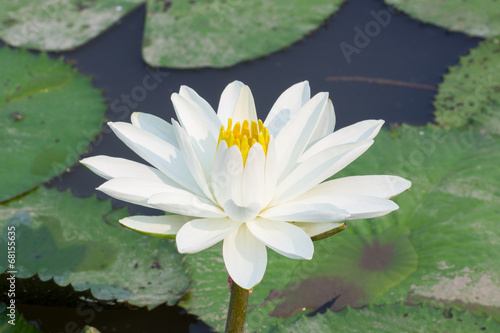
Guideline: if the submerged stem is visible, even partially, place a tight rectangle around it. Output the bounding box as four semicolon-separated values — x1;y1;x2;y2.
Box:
225;281;249;333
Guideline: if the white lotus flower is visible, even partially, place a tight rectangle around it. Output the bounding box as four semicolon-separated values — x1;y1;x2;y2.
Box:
81;81;410;290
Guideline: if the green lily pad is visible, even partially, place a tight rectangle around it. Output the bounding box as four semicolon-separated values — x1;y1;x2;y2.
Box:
0;303;42;333
0;187;189;308
0;0;143;50
0;0;347;68
274;304;500;332
434;37;500;135
142;0;346;68
180;124;500;331
0;47;106;202
266;226;417;318
180;226;417;332
341;124;500;319
384;0;500;37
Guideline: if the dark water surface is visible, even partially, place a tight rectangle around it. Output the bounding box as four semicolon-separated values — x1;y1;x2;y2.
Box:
8;0;480;331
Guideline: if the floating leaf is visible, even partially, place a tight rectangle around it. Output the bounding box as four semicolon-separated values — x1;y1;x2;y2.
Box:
180;226;417;331
274;304;500;332
0;187;189;308
0;303;42;333
180;125;500;330
142;0;346;68
341;124;500;320
1;0;347;68
384;0;500;37
0;0;143;50
434;37;500;135
0;47;106;202
266;226;417;318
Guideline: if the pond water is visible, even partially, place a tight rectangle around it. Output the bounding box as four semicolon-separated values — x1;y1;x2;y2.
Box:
12;0;480;331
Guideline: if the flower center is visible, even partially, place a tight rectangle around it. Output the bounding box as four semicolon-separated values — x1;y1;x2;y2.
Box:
217;118;270;165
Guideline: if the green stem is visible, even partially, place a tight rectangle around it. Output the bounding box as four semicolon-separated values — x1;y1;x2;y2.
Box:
225;281;249;333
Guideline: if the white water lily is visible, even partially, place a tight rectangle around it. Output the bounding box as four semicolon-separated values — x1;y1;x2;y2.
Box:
81;81;410;290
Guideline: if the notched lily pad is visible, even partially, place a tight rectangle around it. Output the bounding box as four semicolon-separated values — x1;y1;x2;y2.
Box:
345;125;500;321
0;187;189;308
434;37;500;135
0;47;106;202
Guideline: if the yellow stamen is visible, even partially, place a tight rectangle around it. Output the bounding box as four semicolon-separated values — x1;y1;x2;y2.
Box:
217;118;270;165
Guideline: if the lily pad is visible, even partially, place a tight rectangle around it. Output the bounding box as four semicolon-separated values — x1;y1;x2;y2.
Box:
340;124;500;319
0;47;106;202
384;0;500;37
274;304;500;332
434;37;500;135
142;0;347;68
0;303;42;333
179;124;500;331
0;187;189;308
0;0;143;50
179;224;417;332
0;0;347;68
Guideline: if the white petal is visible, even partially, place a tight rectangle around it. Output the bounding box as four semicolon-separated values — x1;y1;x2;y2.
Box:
241;144;266;207
108;121;199;194
274;140;373;204
336;194;399;219
148;191;226;218
305;175;412;199
260;202;349;222
212;140;229;205
212;145;244;207
176;218;241;253
97;178;182;208
291;221;345;238
223;199;261;223
179;85;221;139
264;81;310;137
307;98;336;148
291;193;399;220
231;85;258;124
274;92;328;182
301;119;383;161
217;81;245;125
120;215;191;239
171;93;218;175
223;224;267;290
263;138;278;207
172;121;214;201
247;218;313;260
130;112;178;148
80;155;175;186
